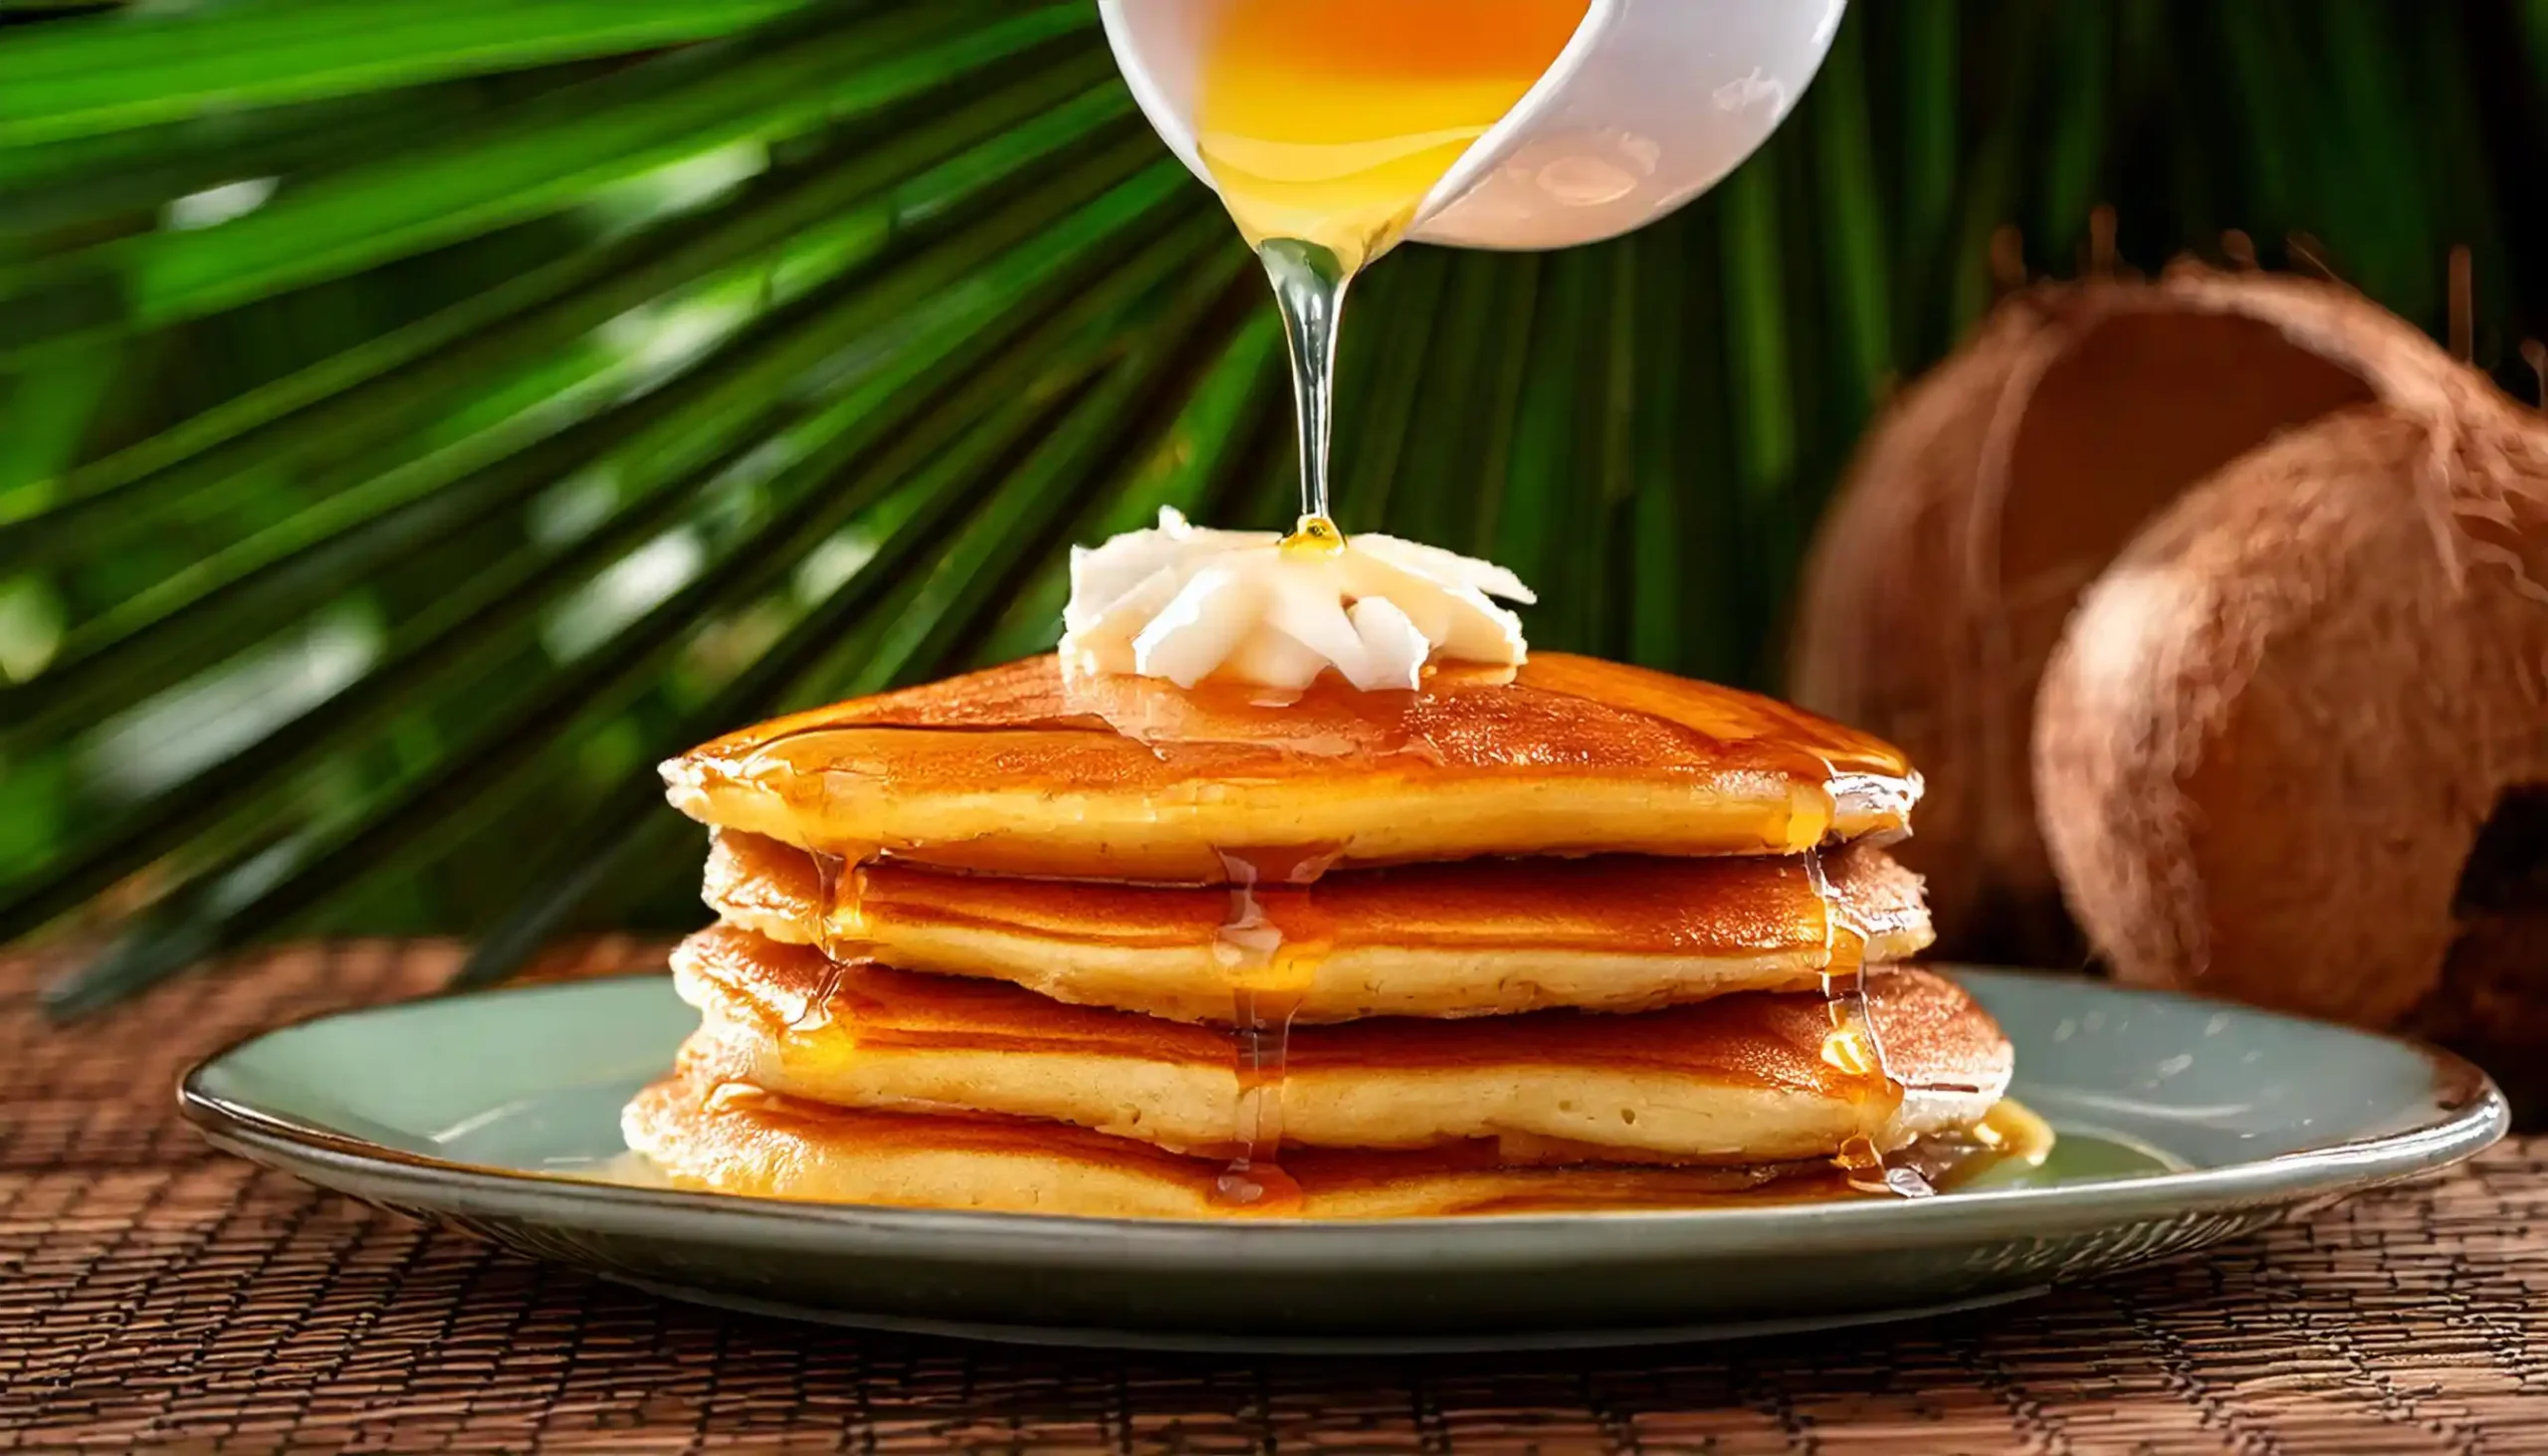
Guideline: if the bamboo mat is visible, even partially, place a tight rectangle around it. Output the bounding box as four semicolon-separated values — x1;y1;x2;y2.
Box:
4;941;2546;1455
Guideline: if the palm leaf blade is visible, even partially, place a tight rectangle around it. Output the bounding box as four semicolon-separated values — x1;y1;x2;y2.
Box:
1;0;2529;1009
0;0;818;146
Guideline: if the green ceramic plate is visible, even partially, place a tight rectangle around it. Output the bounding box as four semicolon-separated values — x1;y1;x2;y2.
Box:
179;968;2504;1352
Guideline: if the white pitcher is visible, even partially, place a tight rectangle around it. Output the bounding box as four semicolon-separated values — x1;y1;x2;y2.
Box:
1096;0;1846;253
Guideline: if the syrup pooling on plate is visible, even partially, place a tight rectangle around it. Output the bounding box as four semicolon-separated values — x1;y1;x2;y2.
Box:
1969;1096;2056;1169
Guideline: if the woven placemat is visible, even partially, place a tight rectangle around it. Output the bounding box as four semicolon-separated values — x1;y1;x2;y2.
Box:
4;942;2545;1454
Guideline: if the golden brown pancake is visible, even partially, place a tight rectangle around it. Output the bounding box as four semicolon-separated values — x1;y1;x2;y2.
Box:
669;926;2011;1164
702;830;1933;1022
661;653;1920;882
621;1077;2020;1219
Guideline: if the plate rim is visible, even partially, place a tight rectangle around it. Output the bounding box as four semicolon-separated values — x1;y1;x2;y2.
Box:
174;966;2510;1266
588;1274;2058;1354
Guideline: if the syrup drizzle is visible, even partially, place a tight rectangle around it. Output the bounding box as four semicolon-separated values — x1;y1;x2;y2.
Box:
1053;662;1461;778
790;848;863;1032
1207;846;1340;1211
1805;848;1933;1199
715;668;1949;1205
677;655;1918;891
705;831;2023;1212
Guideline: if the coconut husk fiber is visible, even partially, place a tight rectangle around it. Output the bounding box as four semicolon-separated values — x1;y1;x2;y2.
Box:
2030;271;2547;1067
1794;267;2422;964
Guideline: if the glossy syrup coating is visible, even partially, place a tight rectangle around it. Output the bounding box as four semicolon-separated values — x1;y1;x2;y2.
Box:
661;653;1922;882
708;830;1927;958
672;926;2010;1119
649;652;1970;1209
621;1074;2027;1220
701;829;1934;1023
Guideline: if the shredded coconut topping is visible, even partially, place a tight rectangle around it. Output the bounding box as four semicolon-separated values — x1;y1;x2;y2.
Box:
1060;508;1536;692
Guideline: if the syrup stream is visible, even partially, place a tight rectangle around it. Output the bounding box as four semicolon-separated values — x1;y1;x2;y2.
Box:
1262;239;1350;522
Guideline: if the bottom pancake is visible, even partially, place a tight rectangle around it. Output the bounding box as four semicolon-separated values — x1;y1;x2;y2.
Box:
621;1075;2042;1220
672;925;2014;1163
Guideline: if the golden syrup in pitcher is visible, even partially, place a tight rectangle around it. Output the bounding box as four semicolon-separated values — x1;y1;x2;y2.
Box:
1195;0;1592;523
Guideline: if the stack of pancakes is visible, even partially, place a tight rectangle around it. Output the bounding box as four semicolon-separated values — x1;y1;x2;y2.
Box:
624;653;2020;1218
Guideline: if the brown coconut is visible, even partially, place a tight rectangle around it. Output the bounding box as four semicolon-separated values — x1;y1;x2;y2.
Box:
1792;269;2395;962
2033;270;2548;1055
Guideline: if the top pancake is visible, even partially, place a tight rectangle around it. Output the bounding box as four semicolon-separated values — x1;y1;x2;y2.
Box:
661;653;1920;883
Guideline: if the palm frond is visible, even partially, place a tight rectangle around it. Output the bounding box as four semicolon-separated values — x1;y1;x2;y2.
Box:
0;0;815;147
2;0;2538;1009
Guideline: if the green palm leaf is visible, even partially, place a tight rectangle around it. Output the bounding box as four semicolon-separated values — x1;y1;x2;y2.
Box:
0;0;815;146
0;0;2526;1010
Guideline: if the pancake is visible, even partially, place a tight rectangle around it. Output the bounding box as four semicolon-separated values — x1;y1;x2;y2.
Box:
669;926;2012;1163
621;1077;2026;1219
702;830;1933;1022
661;653;1920;883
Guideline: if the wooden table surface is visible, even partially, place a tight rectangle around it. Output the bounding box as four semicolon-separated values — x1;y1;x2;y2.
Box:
4;940;2545;1454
